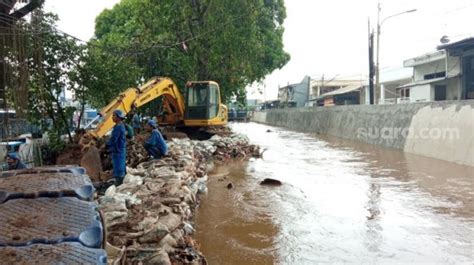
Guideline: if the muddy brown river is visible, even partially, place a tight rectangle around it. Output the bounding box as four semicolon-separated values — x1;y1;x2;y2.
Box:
195;122;474;264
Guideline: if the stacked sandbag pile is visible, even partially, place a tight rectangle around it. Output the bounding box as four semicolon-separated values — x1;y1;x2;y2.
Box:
98;132;259;264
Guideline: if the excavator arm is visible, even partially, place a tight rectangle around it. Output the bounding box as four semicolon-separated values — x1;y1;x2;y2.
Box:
88;77;185;138
73;76;227;180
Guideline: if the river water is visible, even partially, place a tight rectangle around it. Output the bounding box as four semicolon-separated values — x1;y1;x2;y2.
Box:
195;122;474;264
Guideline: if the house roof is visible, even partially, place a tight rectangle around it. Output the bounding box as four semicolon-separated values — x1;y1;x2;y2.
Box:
279;83;298;90
310;79;363;87
397;74;460;89
314;83;364;100
438;37;474;51
404;50;446;67
380;66;413;83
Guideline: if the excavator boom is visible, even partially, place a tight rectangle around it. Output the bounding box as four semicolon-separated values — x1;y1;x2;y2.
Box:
89;77;185;138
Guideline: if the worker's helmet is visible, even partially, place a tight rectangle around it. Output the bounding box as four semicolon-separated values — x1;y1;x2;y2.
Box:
113;110;126;119
147;119;157;128
5;152;20;161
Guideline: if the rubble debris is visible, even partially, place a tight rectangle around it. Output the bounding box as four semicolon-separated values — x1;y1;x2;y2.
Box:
55;144;83;165
98;129;260;264
56;144;104;182
163;132;189;140
260;178;282;186
215;174;229;182
126;139;149;168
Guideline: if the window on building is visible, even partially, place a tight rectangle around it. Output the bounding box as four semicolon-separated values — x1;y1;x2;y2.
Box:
401;88;410;98
424;71;446;80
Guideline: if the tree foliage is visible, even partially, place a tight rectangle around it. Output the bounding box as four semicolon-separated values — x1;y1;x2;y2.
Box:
23;11;85;150
86;0;289;106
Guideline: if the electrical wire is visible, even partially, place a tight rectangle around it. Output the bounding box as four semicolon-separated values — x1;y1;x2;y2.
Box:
442;2;474;15
0;2;271;59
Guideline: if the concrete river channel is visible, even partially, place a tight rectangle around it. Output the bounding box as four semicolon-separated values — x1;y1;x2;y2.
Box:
195;122;474;264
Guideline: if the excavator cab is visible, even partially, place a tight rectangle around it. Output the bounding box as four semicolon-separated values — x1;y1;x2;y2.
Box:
184;81;227;126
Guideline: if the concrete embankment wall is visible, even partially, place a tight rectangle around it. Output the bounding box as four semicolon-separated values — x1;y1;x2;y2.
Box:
252;100;474;167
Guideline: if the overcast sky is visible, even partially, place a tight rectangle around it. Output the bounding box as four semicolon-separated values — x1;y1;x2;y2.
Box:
44;0;474;100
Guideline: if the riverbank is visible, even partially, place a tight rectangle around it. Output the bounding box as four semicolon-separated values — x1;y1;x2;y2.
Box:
97;132;260;264
252;100;474;166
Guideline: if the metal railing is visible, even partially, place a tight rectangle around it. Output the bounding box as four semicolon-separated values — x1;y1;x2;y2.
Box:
397;97;411;104
380;98;397;105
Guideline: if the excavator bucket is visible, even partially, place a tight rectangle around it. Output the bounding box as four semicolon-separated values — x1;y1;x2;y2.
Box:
56;132;104;182
80;146;103;182
78;133;105;182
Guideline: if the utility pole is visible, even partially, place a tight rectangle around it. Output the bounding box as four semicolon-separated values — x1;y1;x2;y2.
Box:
375;3;417;105
375;2;381;105
368;19;374;105
320;74;324;96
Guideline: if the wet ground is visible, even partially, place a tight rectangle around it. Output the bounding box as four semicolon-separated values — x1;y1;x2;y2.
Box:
195;122;474;264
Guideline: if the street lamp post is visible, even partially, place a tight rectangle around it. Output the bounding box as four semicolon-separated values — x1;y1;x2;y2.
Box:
375;4;416;104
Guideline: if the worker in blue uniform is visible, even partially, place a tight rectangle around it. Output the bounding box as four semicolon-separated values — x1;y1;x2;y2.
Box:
5;152;26;170
143;119;168;159
107;109;127;185
131;111;141;134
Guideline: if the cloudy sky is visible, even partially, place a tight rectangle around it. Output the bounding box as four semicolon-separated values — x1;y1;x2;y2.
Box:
44;0;474;100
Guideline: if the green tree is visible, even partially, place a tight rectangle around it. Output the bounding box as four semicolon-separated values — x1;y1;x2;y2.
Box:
86;0;289;106
24;11;85;150
80;43;142;109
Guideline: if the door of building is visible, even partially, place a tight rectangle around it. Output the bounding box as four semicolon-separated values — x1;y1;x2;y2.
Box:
434;85;447;101
464;56;474;99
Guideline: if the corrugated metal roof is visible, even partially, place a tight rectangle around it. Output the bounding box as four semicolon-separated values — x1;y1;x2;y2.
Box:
380;66;413;83
316;83;364;100
397;74;460;89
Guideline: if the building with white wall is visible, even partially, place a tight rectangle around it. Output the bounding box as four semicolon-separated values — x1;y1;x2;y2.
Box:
309;78;363;100
399;50;462;103
379;67;412;104
308;78;365;106
439;37;474;100
278;76;311;108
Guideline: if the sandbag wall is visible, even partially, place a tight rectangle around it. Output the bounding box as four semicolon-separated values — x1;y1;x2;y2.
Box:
99;133;260;264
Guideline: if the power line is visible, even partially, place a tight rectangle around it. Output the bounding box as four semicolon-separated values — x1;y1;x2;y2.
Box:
309;73;368;81
410;32;474;45
0;12;18;25
0;2;274;61
443;3;474;15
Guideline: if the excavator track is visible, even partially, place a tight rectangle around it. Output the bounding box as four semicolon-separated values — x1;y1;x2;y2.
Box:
161;125;233;141
0;166;107;264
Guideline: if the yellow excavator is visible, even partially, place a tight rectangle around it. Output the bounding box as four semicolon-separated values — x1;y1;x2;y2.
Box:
59;77;228;179
86;76;228;138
